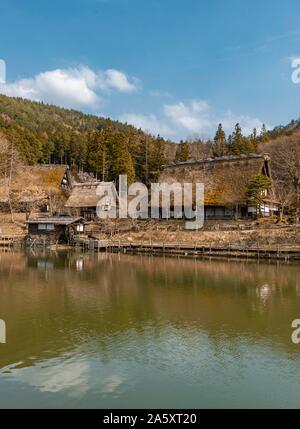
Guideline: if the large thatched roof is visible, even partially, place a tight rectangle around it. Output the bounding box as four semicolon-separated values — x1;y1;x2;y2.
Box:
0;165;70;204
65;182;117;208
159;153;273;206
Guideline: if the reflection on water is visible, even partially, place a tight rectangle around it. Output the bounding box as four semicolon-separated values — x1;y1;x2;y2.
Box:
0;250;300;408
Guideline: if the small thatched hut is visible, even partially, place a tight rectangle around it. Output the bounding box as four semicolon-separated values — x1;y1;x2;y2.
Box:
159;153;278;219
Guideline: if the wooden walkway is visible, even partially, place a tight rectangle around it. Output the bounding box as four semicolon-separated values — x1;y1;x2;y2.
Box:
72;237;300;261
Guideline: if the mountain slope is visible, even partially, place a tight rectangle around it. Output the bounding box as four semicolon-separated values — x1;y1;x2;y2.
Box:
0;94;171;182
0;93;299;182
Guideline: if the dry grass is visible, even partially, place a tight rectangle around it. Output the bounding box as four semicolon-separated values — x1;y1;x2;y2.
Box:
88;218;300;249
0;213;27;235
1;213;299;249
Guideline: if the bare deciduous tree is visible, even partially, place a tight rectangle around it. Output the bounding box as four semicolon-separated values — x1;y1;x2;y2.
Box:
273;180;295;220
0;134;22;221
264;133;300;220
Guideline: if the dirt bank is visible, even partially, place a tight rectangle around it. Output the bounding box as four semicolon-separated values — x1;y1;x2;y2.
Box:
87;219;300;250
1;214;299;251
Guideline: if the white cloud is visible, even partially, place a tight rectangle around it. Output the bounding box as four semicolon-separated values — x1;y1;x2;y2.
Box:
163;100;212;134
220;110;270;136
99;69;138;93
120;99;270;141
0;65;138;109
0;64;269;141
119;113;174;136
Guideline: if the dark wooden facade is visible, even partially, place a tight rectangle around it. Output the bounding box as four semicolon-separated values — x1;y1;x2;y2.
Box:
27;217;85;243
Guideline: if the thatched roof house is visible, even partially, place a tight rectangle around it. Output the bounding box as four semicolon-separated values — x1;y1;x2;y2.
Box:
159;153;278;218
0;165;72;212
65;182;117;220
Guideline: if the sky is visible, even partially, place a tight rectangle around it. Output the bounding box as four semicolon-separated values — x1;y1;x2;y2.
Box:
1;0;300;141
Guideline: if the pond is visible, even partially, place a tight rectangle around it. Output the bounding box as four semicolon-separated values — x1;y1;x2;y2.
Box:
0;251;300;408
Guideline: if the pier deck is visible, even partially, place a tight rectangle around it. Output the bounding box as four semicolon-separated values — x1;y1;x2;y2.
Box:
72;237;300;261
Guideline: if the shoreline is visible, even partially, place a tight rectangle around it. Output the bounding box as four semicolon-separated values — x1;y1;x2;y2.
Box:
1;242;300;264
1;215;299;262
94;241;300;262
11;239;299;262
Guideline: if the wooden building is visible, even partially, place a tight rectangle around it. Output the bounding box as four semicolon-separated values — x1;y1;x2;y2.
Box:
27;216;85;243
65;182;117;220
159;153;279;219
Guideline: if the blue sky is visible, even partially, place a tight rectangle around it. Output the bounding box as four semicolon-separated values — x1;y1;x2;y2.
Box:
1;0;300;141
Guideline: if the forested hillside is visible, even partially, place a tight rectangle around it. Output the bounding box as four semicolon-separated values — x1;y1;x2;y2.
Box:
0;94;299;217
0;94;169;184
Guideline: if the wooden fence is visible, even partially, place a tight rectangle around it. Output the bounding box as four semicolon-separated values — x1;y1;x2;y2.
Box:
72;238;300;261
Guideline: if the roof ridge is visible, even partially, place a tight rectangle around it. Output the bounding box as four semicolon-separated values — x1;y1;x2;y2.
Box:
163;153;270;168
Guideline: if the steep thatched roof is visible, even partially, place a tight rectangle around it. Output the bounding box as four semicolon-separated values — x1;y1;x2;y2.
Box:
27;216;84;226
159;153;273;206
65;182;117;208
0;165;69;204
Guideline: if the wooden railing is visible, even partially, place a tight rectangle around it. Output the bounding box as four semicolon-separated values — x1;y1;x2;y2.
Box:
71;237;300;261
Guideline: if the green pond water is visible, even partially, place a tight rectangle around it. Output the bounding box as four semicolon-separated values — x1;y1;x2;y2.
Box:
0;250;300;409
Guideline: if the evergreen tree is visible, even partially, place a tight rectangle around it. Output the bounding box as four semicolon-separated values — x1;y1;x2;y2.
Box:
133;136;147;183
230;123;252;154
250;128;257;140
107;132;135;184
259;124;269;143
52;130;70;164
41;138;55;164
151;135;166;181
175;140;191;162
246;174;272;216
213;124;226;157
231;123;244;154
227;134;232;149
249;128;259;152
85;130;107;180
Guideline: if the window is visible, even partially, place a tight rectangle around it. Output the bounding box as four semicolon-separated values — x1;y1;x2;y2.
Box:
76;224;84;232
38;223;54;231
